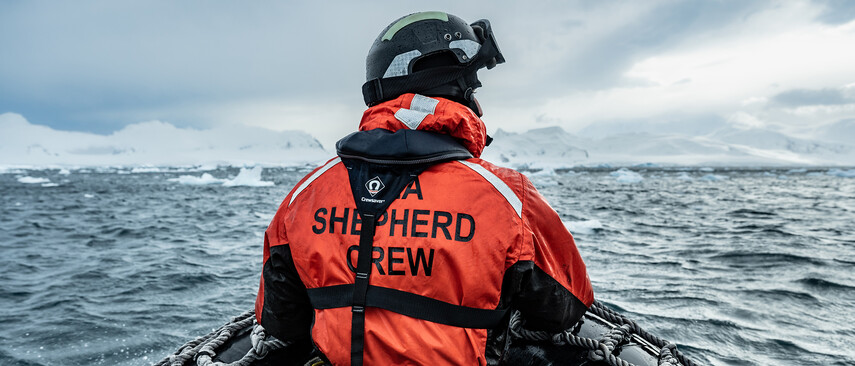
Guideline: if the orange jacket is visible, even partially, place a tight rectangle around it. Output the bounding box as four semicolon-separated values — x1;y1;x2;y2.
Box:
256;94;594;365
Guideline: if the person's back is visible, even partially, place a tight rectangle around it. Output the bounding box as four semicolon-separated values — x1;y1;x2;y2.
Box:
255;12;594;365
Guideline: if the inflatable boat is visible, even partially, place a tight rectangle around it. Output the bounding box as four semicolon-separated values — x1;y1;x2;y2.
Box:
155;300;697;366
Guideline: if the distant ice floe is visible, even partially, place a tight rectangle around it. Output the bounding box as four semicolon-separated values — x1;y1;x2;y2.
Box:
700;174;729;181
610;168;643;183
58;169;71;175
17;176;50;184
168;166;274;187
563;220;603;235
826;168;855;177
41;183;59;187
633;162;660;168
528;168;557;177
676;172;693;181
168;173;225;185
131;166;164;173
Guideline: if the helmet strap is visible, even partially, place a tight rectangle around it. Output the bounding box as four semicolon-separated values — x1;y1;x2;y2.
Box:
457;74;483;117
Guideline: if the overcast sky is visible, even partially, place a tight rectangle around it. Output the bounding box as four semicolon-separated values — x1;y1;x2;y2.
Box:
2;0;855;148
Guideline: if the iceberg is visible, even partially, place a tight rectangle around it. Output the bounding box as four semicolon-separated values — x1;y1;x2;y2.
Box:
168;167;274;186
223;167;275;187
826;168;855;178
676;172;694;181
610;168;644;183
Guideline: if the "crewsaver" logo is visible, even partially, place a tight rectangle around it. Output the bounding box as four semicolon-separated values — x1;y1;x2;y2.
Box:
365;176;385;196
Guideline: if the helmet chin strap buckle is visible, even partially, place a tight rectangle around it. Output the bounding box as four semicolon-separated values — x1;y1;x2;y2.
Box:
469;95;483;117
458;80;483;117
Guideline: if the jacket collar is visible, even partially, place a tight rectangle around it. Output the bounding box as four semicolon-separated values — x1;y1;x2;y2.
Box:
336;129;472;165
358;93;488;158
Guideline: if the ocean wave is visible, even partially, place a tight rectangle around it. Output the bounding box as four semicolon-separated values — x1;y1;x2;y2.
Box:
563;219;604;235
740;288;820;303
727;208;777;217
796;277;855;291
709;251;826;266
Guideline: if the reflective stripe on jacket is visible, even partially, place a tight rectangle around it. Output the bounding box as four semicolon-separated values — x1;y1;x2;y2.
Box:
255;94;594;365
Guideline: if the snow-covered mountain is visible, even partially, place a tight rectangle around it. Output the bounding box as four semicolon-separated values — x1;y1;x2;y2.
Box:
815;118;855;145
481;127;589;170
0;113;330;167
2;112;853;168
482;125;855;168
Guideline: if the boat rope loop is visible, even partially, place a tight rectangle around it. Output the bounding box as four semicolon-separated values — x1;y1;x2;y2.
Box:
153;310;290;366
510;300;698;366
155;300;697;366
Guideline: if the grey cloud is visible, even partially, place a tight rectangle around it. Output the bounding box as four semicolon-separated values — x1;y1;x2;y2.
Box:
772;88;853;107
0;1;378;130
812;0;855;24
0;0;519;132
577;114;727;139
517;1;769;94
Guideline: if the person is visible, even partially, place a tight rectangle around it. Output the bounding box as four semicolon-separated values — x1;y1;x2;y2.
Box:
254;11;594;366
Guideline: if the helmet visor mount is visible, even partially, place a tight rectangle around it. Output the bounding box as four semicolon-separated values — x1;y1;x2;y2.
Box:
469;19;505;70
463;19;504;117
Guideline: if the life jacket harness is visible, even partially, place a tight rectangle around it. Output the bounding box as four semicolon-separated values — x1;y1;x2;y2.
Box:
305;128;510;366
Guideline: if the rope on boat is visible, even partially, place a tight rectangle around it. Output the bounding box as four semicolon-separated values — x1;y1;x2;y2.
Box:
152;310;289;366
154;300;697;366
509;300;698;366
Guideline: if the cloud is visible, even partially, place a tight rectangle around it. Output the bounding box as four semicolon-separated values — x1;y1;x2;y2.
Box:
508;1;855;137
772;88;854;107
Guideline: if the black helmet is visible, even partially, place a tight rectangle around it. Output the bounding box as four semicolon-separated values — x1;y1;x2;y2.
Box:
362;11;505;116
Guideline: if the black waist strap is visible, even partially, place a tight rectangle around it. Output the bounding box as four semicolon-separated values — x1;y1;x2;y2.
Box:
308;284;508;329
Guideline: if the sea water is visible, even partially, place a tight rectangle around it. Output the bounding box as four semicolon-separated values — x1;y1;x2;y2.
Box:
1;166;853;366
